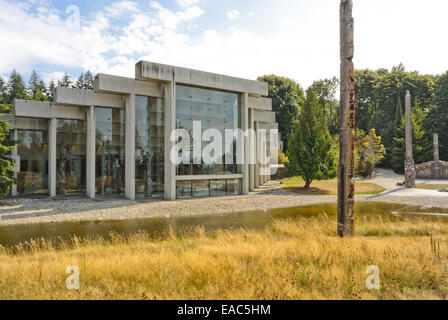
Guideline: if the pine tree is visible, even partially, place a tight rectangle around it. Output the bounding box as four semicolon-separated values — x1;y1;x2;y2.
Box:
0;118;15;194
48;80;56;102
58;73;72;87
395;94;403;128
391;111;432;173
6;70;28;105
28;71;48;101
286;88;337;189
84;71;94;90
0;76;6;104
74;72;85;89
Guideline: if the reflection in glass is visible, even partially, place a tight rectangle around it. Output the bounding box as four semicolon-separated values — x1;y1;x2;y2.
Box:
227;179;242;196
135;96;165;199
176;180;192;199
176;85;241;176
17;130;48;195
95;107;125;196
56;120;87;195
193;180;210;198
210;180;226;197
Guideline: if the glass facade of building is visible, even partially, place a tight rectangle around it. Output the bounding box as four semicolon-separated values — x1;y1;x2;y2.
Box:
56;119;87;195
175;85;242;199
176;85;241;176
135;95;165;199
95;107;125;196
17;130;48;195
176;179;242;199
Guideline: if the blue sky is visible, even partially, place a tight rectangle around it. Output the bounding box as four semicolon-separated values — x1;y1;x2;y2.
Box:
1;0;448;89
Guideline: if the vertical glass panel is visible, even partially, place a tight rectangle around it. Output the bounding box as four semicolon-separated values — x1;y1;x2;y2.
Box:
192;180;210;198
227;179;242;196
56;119;87;195
176;180;192;199
17;130;48;195
135;95;165;199
95;107;125;196
176;85;241;176
210;180;226;197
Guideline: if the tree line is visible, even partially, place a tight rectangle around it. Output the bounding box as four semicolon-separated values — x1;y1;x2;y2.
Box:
258;64;448;187
0;70;94;108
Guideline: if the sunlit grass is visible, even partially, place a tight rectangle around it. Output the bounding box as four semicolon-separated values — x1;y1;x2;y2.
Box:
1;214;448;300
415;184;448;191
281;176;385;195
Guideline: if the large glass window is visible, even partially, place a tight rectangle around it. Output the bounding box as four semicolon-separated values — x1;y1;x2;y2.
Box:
56;120;87;195
17;130;48;195
175;179;242;200
95;107;125;196
135;95;165;199
176;85;241;176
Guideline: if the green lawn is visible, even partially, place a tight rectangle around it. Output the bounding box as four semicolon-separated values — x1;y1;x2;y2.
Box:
281;176;385;195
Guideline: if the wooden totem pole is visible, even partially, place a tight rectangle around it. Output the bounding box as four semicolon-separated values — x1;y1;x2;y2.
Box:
338;0;355;237
404;90;416;188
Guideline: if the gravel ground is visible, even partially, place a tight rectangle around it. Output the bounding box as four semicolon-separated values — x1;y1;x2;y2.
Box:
0;170;447;226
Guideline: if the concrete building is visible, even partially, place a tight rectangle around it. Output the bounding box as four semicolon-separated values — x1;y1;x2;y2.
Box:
7;61;278;201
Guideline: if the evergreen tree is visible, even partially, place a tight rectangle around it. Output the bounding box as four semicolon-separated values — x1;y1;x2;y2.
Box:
355;129;385;178
286;88;337;189
0;76;6;104
48;80;56;102
395;94;403;128
257;75;305;151
58;73;72;87
74;72;85;89
391;111;432;173
0;117;15;194
84;71;94;90
6;70;28;105
28;71;48;101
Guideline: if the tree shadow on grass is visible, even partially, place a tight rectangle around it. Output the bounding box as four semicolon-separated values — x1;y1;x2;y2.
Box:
283;187;331;196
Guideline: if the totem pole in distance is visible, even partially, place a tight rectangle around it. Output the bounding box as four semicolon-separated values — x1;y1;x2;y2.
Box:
404;90;416;188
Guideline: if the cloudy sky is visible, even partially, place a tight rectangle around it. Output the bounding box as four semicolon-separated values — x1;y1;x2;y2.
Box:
1;0;448;88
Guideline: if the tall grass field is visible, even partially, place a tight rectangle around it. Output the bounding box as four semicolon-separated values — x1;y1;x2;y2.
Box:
1;213;448;300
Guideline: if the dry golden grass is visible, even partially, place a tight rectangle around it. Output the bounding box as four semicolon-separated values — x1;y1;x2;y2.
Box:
1;214;448;300
282;176;385;195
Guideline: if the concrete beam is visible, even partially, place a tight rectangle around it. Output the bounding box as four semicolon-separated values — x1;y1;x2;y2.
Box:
248;96;272;111
136;61;269;96
176;174;244;181
15;100;85;120
55;87;124;108
95;74;163;97
254;111;276;124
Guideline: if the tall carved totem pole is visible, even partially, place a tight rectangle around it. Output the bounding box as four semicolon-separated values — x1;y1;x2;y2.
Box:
404;90;416;188
338;0;355;237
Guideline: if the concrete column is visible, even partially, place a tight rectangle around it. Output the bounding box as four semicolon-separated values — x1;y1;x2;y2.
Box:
125;94;136;200
249;108;255;192
86;106;96;199
254;122;260;189
241;92;249;195
11;129;19;197
164;82;176;201
48;118;57;197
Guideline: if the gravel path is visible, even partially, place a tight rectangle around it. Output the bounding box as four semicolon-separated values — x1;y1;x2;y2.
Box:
0;169;447;226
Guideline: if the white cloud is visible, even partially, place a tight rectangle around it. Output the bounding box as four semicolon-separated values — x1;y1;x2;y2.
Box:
227;10;239;20
1;0;448;91
175;0;200;8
